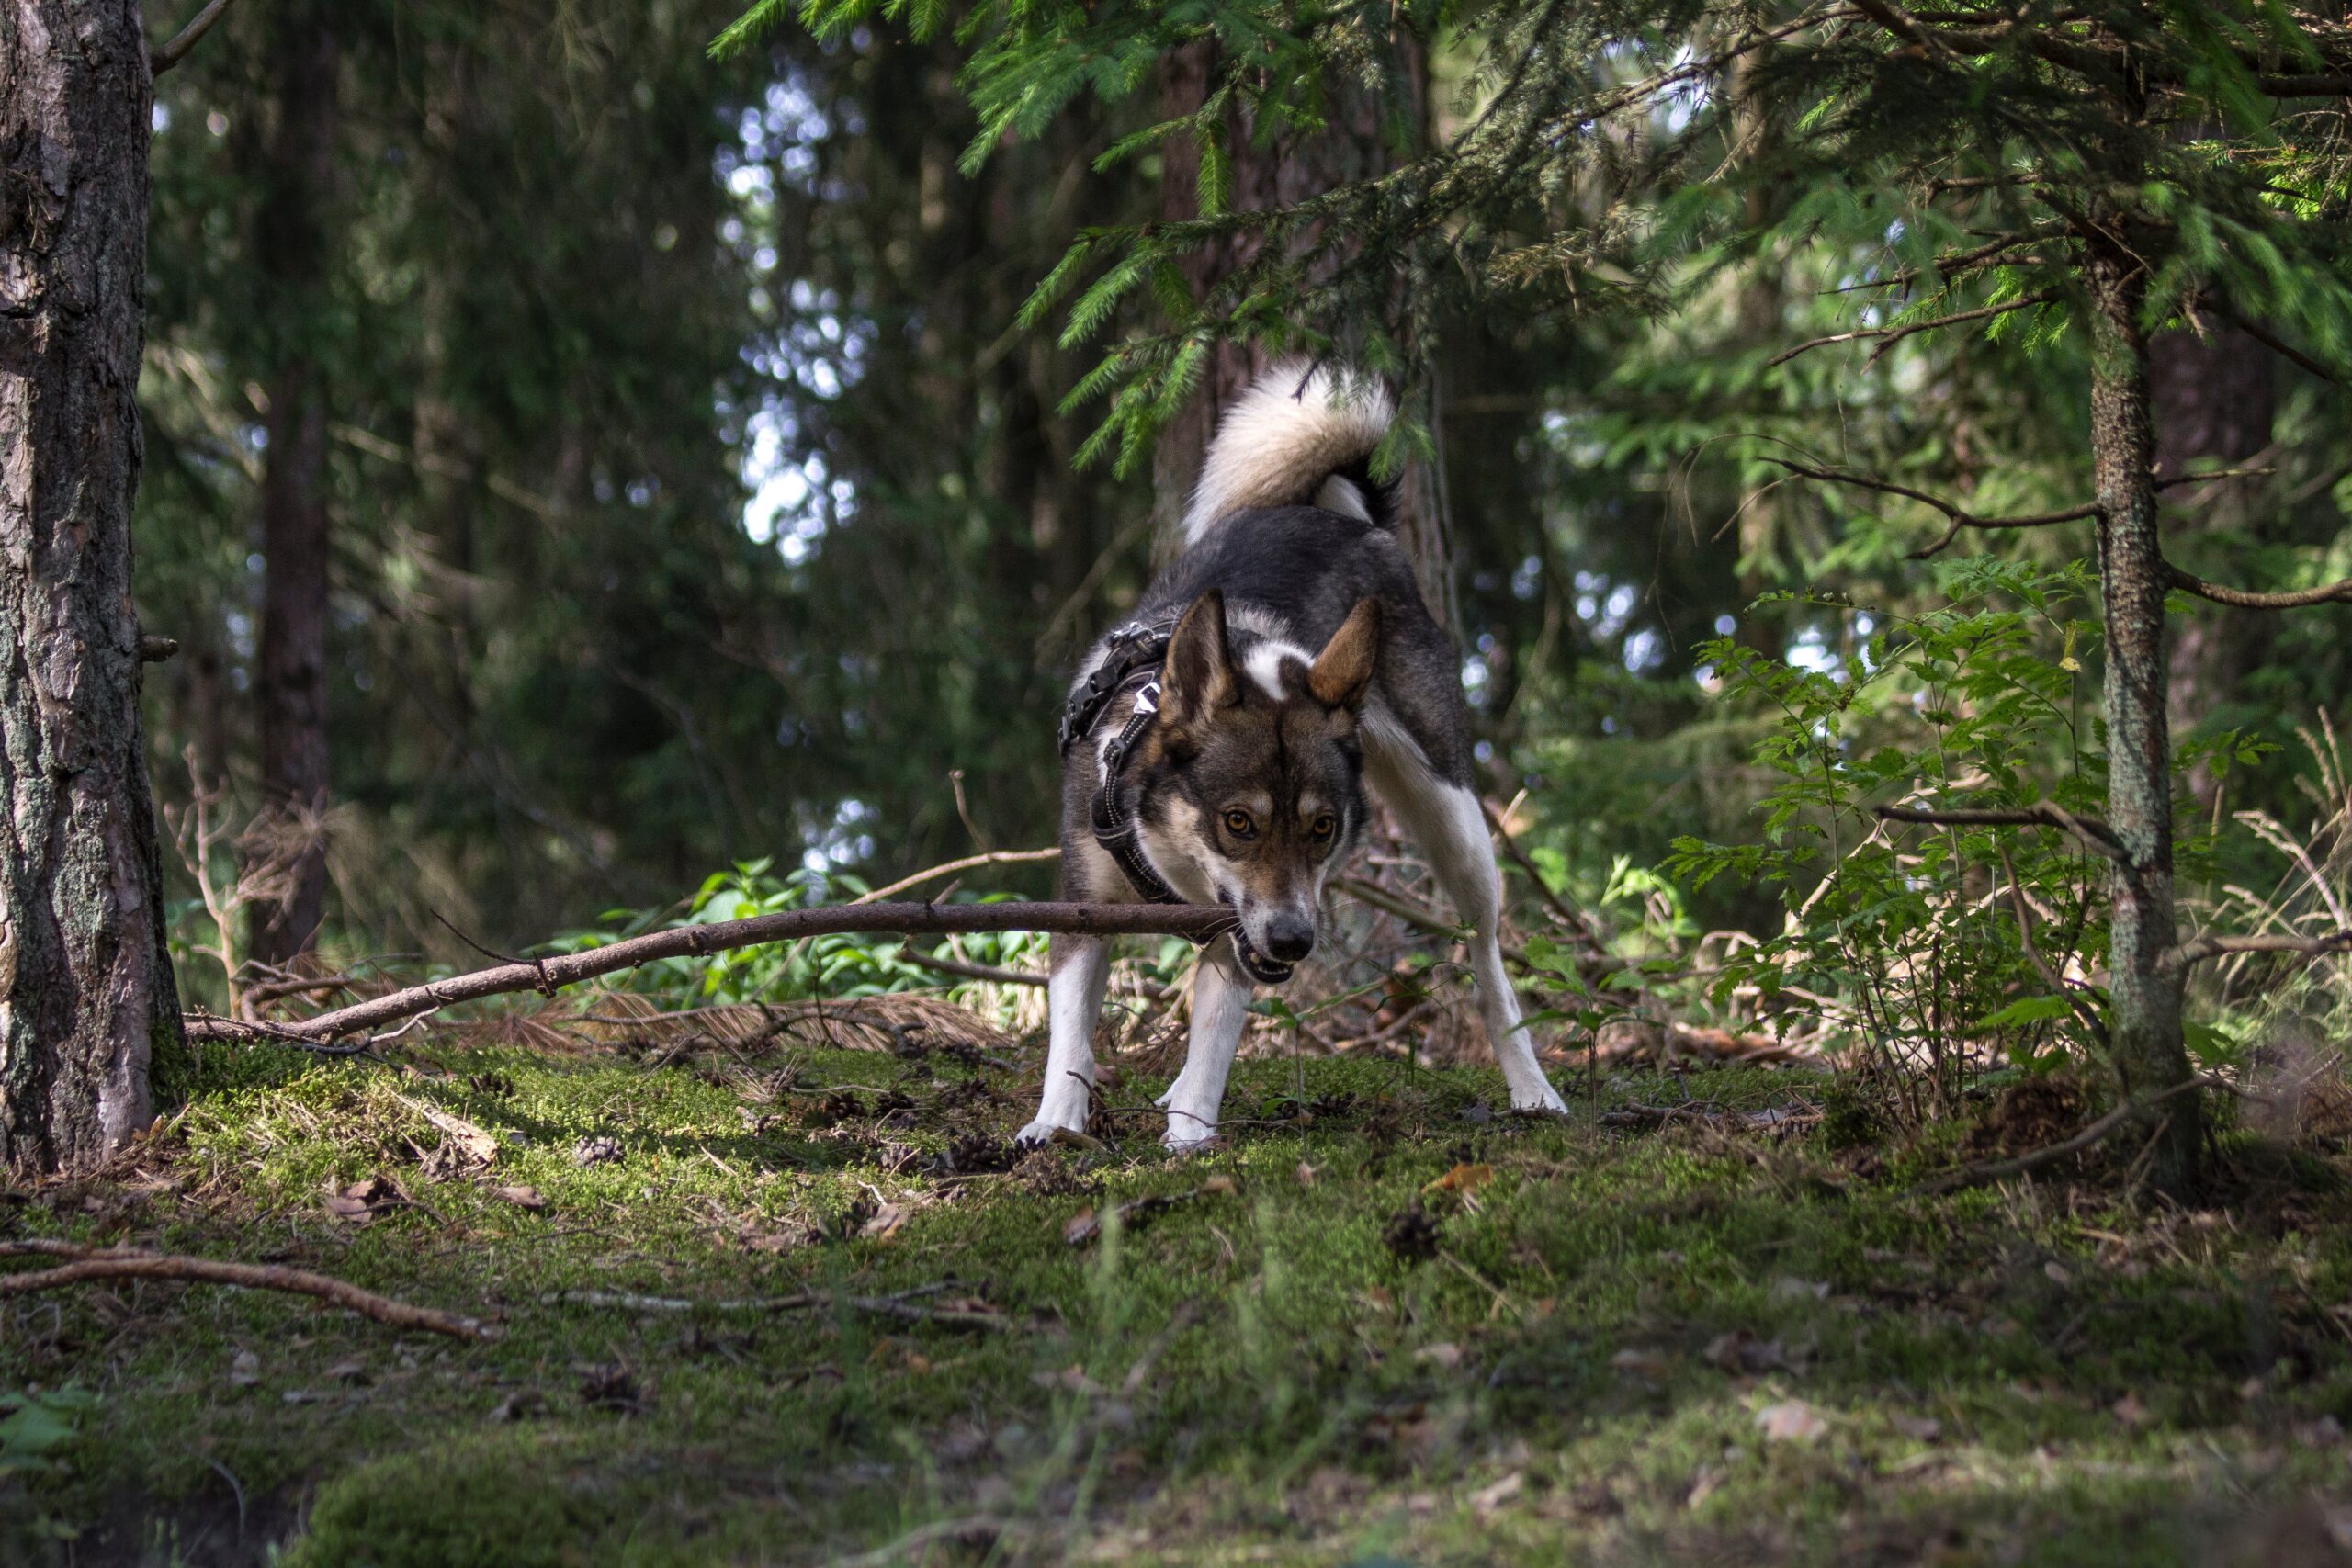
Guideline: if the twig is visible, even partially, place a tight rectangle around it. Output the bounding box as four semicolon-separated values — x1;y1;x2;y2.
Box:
2165;563;2352;611
1902;1078;2210;1196
1765;290;2057;368
1480;799;1611;960
1873;803;2121;859
2205;297;2343;384
1333;876;1534;970
898;950;1047;987
850;849;1060;905
2159;929;2352;974
151;0;236;74
181;899;1238;1044
1996;844;2106;1042
0;1241;493;1340
1763;457;2099;559
548;1286;1017;1333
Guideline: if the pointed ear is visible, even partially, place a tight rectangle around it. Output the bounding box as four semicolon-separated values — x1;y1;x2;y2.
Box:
1309;598;1382;711
1160;590;1237;733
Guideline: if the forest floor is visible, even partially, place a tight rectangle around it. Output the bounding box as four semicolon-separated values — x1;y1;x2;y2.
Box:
6;1024;2352;1567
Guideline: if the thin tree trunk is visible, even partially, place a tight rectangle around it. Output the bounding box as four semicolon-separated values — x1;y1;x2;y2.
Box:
1147;40;1447;613
0;0;183;1171
2085;240;2200;1193
251;6;342;965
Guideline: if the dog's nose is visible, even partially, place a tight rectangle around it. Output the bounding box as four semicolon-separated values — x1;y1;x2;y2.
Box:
1262;912;1316;963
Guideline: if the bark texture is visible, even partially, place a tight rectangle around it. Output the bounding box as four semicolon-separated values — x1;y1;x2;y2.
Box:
2085;241;2199;1193
250;4;341;964
0;0;182;1171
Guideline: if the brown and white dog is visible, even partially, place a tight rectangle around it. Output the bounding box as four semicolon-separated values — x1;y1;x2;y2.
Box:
1017;363;1566;1150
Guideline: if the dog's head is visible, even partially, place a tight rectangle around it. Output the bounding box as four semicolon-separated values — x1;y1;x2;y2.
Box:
1132;589;1379;984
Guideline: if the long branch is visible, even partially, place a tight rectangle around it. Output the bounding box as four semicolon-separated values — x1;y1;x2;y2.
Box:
1762;457;2098;558
2165;563;2352;610
1874;803;2121;858
183;901;1238;1043
2160;929;2352;973
0;1241;492;1340
1765;291;2057;369
151;0;236;74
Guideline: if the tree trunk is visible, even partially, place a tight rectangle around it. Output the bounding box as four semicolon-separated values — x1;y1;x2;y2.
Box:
2085;240;2200;1193
250;6;342;965
1147;39;1449;615
0;0;183;1171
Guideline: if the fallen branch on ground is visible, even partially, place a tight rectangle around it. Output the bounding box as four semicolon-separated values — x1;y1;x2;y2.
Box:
548;1284;1018;1332
1902;1077;2211;1197
0;1240;494;1340
184;900;1238;1044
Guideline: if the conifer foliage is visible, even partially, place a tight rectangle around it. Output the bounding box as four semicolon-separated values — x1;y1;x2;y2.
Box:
724;0;2352;1190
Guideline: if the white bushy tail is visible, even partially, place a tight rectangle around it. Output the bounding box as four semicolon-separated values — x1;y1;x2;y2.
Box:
1180;361;1396;545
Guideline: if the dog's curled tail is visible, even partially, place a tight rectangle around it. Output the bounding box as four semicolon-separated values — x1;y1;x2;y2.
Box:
1180;360;1397;544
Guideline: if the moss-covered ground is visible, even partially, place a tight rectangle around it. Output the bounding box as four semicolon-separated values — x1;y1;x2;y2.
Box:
6;1030;2352;1566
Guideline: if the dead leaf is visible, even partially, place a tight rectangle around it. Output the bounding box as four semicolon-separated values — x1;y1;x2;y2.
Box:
1415;1342;1463;1370
1425;1162;1495;1195
1064;1208;1101;1247
1770;1276;1829;1303
228;1349;260;1388
326;1175;404;1223
395;1093;498;1169
1890;1412;1942;1442
2111;1392;2151;1428
1198;1174;1237;1197
1470;1472;1524;1512
860;1201;906;1240
1295;1162;1319;1188
325;1359;369;1384
491;1184;547;1210
1756;1399;1828;1443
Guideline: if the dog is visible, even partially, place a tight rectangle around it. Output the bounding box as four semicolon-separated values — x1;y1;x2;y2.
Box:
1017;362;1568;1151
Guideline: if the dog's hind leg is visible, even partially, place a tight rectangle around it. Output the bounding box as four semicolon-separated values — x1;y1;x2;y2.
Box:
1368;749;1566;1114
1156;938;1254;1150
1016;934;1110;1147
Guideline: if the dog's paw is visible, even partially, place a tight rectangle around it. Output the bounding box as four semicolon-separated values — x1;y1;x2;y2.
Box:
1014;1117;1085;1150
1161;1123;1222;1155
1510;1079;1569;1116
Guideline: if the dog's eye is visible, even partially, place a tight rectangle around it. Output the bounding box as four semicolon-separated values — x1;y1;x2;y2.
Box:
1223;809;1255;838
1310;814;1336;840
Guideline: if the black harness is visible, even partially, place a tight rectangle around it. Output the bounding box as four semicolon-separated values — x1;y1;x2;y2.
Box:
1059;621;1265;965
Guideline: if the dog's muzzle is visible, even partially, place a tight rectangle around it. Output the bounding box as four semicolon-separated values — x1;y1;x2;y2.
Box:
1227;917;1297;986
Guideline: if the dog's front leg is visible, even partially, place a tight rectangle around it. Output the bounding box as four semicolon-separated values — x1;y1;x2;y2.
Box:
1016;934;1110;1147
1155;937;1253;1150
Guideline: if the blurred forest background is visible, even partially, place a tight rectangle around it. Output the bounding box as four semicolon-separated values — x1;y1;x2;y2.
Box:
133;0;2352;1069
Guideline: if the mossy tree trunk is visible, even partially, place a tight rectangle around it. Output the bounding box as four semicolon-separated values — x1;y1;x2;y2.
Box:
0;0;183;1172
2085;236;2201;1194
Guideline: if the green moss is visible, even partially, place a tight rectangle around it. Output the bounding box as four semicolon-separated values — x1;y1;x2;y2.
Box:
6;1035;2350;1565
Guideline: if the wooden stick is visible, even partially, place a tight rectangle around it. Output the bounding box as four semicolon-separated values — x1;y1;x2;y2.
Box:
183;900;1238;1043
548;1287;1016;1332
849;848;1060;905
0;1241;494;1340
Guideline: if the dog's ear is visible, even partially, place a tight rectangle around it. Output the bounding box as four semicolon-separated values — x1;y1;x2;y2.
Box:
1308;597;1381;711
1160;589;1238;733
